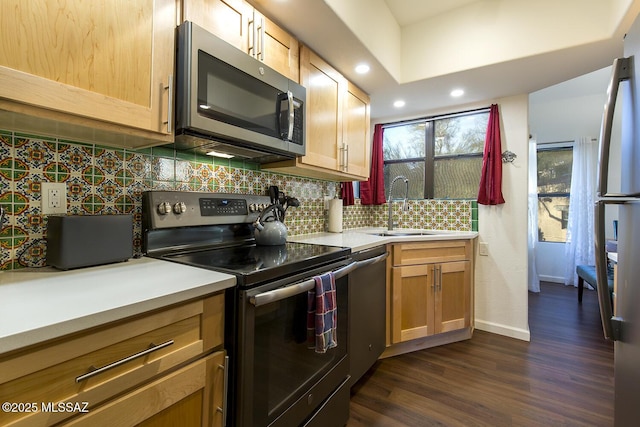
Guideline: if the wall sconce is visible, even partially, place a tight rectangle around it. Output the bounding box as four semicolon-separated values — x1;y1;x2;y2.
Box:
502;150;517;163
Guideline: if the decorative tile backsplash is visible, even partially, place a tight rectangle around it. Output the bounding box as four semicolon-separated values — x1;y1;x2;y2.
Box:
343;198;477;231
0;129;476;270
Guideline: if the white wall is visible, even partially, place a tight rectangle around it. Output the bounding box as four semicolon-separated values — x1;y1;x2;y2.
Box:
474;95;531;341
374;94;531;341
536;242;566;283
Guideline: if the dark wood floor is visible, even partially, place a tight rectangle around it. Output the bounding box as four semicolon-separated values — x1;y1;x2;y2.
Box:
348;283;614;426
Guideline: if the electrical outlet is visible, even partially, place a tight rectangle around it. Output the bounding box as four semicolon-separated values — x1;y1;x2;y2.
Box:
479;242;489;256
42;182;67;215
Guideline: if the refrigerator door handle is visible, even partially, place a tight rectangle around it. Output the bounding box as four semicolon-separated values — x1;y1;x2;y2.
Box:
593;198;640;341
597;57;632;198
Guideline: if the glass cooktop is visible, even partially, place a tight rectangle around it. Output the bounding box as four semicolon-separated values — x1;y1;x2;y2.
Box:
160;242;350;286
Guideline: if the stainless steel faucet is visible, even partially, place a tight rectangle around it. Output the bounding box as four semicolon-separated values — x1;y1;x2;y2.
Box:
387;176;409;230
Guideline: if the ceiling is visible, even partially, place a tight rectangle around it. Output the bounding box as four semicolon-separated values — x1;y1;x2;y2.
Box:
250;0;640;121
383;0;479;26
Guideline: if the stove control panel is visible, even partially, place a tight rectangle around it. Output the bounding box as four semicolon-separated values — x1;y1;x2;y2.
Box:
143;191;272;229
199;197;247;216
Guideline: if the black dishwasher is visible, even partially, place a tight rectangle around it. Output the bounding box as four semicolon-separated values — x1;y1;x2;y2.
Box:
348;245;388;387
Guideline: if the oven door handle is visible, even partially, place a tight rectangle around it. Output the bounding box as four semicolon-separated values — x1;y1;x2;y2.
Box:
250;251;389;307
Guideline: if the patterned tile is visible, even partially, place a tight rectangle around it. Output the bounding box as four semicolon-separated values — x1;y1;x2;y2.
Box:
0;128;477;270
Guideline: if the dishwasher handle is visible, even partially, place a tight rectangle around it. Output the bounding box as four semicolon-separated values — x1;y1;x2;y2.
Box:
250;251;389;307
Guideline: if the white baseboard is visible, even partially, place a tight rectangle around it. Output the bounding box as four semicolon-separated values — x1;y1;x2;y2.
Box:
538;274;565;283
475;320;531;342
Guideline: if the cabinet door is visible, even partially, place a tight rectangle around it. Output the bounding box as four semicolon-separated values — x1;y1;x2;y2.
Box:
0;0;175;138
299;46;345;171
391;264;434;343
343;82;371;179
184;0;251;51
254;12;299;81
63;351;227;427
435;261;471;334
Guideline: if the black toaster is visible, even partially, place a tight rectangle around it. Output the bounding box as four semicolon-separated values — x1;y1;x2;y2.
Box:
46;215;133;270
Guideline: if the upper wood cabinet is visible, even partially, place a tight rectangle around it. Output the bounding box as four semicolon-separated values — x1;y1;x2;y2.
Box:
263;46;371;181
0;0;176;148
343;82;371;178
183;0;299;81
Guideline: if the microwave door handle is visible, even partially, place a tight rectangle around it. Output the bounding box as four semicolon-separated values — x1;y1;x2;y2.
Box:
597;57;631;198
287;91;294;141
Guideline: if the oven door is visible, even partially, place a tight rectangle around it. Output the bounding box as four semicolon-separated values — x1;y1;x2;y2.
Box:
236;262;350;427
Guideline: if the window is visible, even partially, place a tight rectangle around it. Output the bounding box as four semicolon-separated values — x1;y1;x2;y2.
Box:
537;145;573;242
383;109;489;199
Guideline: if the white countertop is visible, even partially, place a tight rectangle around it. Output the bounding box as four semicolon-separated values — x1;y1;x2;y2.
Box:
288;228;478;252
0;257;236;354
0;229;477;354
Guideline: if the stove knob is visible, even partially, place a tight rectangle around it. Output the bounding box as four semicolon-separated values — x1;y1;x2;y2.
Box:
157;202;171;215
258;203;266;211
173;202;187;214
249;203;258;212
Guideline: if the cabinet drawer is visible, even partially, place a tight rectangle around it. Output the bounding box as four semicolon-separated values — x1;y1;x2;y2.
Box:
392;240;471;266
0;293;224;427
61;350;226;427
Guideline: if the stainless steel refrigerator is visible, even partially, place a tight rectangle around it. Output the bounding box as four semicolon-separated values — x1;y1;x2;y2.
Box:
596;13;640;427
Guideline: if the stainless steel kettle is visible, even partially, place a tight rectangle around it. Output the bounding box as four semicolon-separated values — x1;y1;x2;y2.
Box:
253;204;288;246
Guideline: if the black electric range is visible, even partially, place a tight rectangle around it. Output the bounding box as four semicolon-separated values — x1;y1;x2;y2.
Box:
142;190;355;427
141;190;350;286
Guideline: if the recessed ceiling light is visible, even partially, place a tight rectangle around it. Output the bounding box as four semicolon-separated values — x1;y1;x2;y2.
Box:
450;89;464;97
393;100;405;108
355;63;370;74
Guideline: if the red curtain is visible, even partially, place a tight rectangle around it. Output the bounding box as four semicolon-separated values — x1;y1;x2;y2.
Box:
341;182;354;206
360;124;386;205
477;104;506;205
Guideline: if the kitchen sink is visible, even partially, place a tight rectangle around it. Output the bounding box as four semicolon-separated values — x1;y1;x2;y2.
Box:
369;230;443;237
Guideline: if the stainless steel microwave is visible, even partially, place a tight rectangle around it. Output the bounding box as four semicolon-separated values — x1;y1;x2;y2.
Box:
175;21;305;161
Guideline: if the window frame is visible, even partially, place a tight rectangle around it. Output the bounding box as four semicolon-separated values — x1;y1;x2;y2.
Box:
382;107;489;199
536;143;573;243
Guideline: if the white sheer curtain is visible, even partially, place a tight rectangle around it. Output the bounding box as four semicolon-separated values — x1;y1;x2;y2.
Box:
528;138;540;292
564;137;598;286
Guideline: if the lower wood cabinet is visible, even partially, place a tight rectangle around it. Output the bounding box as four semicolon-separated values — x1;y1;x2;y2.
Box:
384;239;475;357
0;293;226;427
63;350;227;427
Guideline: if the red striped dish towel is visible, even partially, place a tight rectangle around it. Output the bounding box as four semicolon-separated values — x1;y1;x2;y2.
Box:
307;271;338;353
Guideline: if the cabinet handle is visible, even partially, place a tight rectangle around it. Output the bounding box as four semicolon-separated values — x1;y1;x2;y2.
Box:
432;266;437;291
216;355;230;427
339;144;348;171
248;15;265;61
249;18;256;57
164;75;173;134
258;16;265;61
433;265;442;292
75;340;174;383
344;144;349;172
